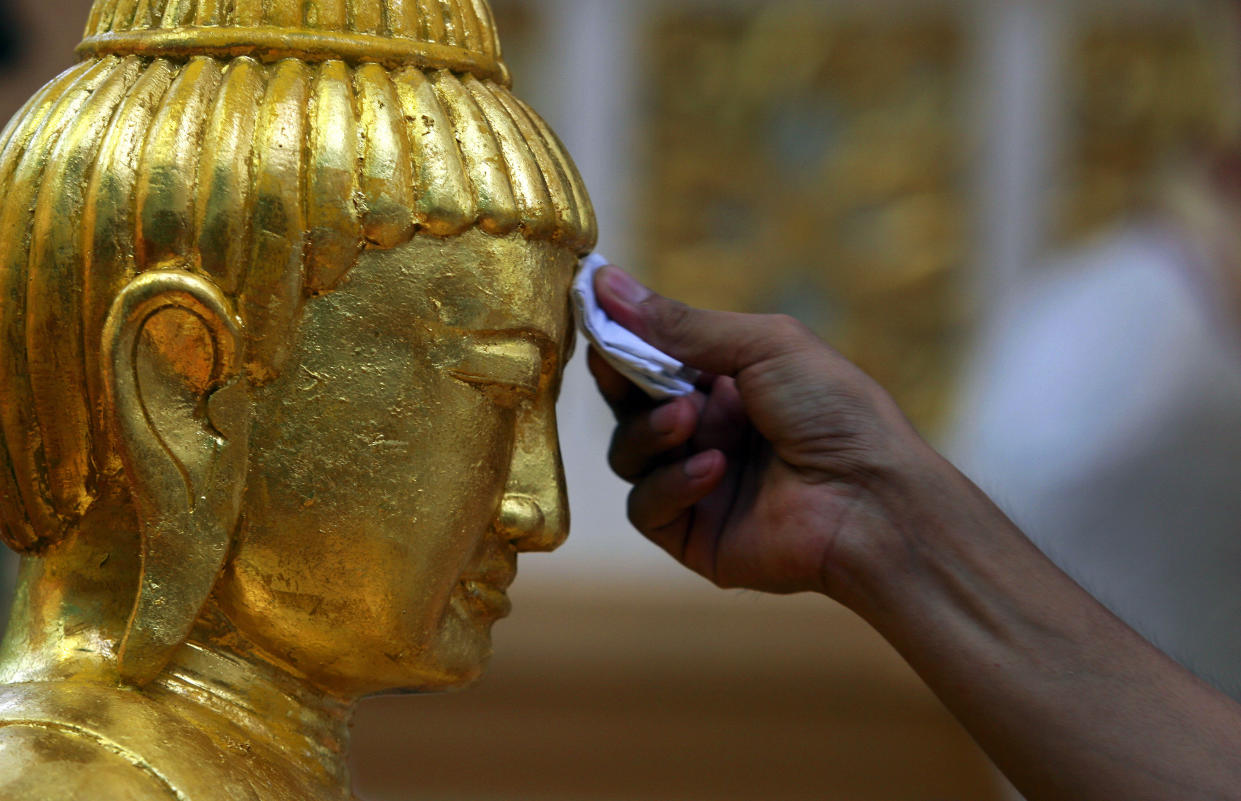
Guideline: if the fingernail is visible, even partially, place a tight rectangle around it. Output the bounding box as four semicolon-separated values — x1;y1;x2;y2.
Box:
600;266;652;308
650;402;682;435
685;451;717;479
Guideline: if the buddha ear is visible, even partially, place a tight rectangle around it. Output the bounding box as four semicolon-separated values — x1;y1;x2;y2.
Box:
102;270;249;686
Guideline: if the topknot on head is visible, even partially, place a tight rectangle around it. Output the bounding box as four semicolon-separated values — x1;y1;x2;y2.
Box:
81;0;511;84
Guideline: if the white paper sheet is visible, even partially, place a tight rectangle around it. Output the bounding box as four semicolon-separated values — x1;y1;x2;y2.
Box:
572;254;700;400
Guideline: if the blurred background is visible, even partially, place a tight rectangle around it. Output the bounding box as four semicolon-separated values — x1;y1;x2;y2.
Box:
4;0;1241;799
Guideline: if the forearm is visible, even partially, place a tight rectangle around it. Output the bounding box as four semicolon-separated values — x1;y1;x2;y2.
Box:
844;451;1241;801
588;267;1241;796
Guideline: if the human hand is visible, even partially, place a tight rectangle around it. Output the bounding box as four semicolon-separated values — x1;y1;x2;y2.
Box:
589;265;941;598
591;266;1241;801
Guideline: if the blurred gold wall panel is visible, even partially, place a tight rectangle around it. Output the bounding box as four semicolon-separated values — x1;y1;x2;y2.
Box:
1055;2;1238;245
642;5;972;433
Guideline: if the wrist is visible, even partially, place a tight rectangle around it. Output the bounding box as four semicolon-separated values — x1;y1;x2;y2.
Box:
818;439;1006;619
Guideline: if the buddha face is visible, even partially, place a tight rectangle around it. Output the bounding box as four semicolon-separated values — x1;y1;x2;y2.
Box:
211;231;576;696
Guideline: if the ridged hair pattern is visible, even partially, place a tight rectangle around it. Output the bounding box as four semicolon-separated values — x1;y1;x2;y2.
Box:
0;41;595;551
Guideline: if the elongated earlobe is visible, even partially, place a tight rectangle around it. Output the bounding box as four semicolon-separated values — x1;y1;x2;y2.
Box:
102;271;249;686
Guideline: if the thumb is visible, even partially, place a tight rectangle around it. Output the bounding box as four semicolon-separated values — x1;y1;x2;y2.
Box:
594;265;811;378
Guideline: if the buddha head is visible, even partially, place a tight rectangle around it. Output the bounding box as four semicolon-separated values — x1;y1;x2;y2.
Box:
0;0;594;698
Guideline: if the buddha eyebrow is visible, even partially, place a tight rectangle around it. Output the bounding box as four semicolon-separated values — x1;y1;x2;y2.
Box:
451;335;547;388
463;330;556;359
449;329;565;387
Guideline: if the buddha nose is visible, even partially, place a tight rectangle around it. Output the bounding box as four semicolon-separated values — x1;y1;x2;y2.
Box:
497;404;569;553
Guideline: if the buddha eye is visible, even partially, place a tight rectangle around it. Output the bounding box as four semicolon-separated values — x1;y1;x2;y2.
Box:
449;370;538;408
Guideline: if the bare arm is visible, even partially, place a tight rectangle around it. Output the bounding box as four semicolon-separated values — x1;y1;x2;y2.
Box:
590;265;1241;801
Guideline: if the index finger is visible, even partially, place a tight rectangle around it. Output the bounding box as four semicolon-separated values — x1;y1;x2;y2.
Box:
593;266;817;379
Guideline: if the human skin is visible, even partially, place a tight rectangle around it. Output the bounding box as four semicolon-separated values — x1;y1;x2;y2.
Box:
591;264;1241;801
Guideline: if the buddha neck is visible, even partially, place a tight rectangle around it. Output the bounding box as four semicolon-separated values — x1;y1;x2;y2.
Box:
151;630;355;795
1;585;356;796
0;509;356;796
1;602;356;797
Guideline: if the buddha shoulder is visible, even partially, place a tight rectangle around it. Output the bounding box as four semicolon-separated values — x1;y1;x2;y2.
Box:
0;682;265;801
0;722;178;800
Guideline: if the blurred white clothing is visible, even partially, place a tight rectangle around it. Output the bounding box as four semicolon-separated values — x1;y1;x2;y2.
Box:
950;223;1241;699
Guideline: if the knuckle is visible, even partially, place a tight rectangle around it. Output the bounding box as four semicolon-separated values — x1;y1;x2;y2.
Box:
738;314;815;367
649;297;695;345
607;448;625;479
769;313;813;342
625;487;650;530
607;429;636;479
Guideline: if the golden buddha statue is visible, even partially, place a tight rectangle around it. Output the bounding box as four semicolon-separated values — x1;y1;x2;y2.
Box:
0;1;594;798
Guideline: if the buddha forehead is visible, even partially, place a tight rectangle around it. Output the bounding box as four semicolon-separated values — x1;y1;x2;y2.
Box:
352;231;579;340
